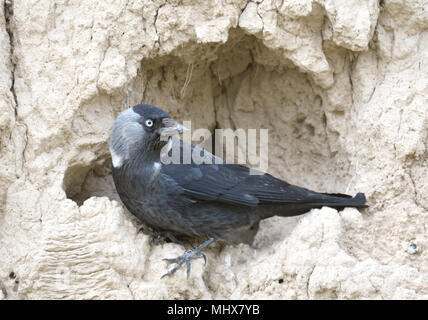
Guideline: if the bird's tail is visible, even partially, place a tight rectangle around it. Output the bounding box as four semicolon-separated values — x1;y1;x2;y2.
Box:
317;192;367;208
266;192;367;218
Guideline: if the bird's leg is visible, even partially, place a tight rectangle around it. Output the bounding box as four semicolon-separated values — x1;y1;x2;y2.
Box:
149;235;165;245
161;238;215;279
138;225;166;244
138;225;185;245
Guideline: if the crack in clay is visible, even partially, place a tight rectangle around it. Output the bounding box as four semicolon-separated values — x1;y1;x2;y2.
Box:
390;29;395;59
367;36;380;103
393;109;403;156
306;265;315;298
367;276;380;297
367;83;377;103
322;112;333;157
96;37;111;88
348;53;356;107
238;0;264;31
367;56;378;103
127;280;135;299
4;1;17;114
255;4;264;33
239;1;250;19
4;0;28;176
407;167;427;212
153;1;166;45
0;280;7;299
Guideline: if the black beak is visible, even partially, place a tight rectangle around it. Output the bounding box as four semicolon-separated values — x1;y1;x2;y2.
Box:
157;118;188;135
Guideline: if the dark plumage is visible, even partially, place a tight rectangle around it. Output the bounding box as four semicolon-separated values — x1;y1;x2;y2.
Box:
110;104;367;278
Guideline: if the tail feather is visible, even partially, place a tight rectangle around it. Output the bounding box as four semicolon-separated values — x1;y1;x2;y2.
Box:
353;192;367;206
262;192;368;219
309;192;367;209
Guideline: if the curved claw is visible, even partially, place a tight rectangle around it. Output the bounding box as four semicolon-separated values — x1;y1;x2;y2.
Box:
186;259;191;279
193;251;207;265
201;252;207;265
162;257;180;264
161;259;186;278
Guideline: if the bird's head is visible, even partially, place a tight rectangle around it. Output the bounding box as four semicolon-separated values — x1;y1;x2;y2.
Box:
109;104;185;168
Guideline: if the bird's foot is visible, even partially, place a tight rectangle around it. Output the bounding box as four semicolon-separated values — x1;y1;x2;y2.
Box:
161;238;215;279
161;249;206;279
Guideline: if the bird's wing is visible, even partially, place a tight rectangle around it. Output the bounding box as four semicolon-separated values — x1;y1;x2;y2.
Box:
161;162;351;207
160;139;358;207
162;163;259;206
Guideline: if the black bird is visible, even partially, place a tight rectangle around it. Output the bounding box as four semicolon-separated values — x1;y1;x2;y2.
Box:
110;104;367;278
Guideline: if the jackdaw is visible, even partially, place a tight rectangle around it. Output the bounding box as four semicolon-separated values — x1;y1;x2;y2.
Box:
110;104;367;278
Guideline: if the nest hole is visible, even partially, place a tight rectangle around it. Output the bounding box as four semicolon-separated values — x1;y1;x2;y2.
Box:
63;157;119;206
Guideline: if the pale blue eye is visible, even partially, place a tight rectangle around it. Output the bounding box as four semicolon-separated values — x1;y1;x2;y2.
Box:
145;119;154;127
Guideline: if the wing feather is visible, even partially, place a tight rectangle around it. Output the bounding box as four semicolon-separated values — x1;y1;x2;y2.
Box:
160;139;354;207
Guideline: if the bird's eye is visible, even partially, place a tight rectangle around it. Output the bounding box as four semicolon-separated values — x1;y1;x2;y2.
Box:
145;119;154;127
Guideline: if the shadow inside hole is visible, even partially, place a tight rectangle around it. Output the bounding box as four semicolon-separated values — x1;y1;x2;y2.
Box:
63;158;120;206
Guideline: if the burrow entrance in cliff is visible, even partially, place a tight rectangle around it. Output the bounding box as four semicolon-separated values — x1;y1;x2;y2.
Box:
63;28;352;212
63;158;121;206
